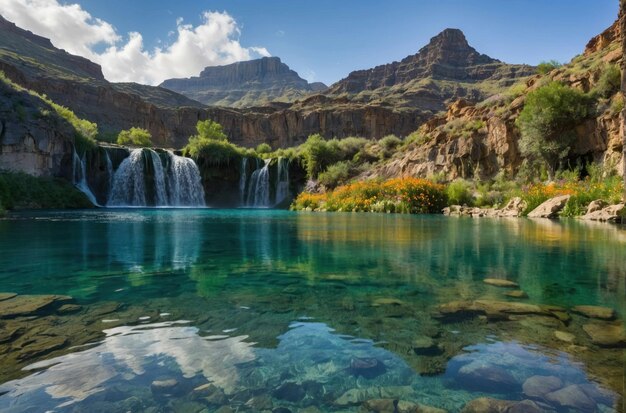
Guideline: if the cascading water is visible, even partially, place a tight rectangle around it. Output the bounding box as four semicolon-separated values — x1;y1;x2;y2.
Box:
246;159;270;207
107;149;147;206
106;148;205;207
166;151;205;206
275;157;290;205
72;149;99;206
239;157;248;205
105;150;113;195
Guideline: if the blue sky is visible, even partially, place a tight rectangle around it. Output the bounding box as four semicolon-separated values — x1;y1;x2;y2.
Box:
1;0;619;85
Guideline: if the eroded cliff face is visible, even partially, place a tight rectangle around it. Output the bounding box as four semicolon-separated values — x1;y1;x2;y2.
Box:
368;22;624;181
160;57;327;107
0;79;74;179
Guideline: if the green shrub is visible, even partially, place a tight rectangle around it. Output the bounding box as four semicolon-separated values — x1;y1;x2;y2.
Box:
196;119;227;141
404;130;431;147
301;134;343;178
117;127;152;147
0;171;93;209
183;120;233;160
609;93;624;115
593;64;621;98
536;60;562;75
517;82;592;180
256;143;272;154
318;161;352;188
446;179;474;206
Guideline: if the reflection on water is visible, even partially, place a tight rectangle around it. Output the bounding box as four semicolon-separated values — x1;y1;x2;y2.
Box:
0;210;625;411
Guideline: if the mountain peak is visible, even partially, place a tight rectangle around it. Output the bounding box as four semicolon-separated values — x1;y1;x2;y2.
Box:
428;28;469;48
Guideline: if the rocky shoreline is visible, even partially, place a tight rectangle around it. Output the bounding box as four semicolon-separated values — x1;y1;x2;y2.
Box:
443;196;626;223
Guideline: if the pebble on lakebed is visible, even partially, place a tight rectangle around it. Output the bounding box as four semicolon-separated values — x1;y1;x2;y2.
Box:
483;278;519;288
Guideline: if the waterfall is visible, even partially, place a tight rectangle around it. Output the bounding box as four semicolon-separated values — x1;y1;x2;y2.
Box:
246;159;270;207
72;149;99;206
150;150;168;206
166;151;206;206
239;157;248;205
107;148;205;207
275;157;290;205
105;150;113;195
107;149;146;206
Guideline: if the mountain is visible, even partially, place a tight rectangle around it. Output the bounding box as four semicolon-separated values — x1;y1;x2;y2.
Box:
365;19;623;182
160;57;327;107
325;28;535;112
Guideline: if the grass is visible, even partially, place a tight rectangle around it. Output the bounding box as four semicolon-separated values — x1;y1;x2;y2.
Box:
0;171;93;210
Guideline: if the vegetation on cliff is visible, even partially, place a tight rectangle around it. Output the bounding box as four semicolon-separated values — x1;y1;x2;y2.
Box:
0;172;93;210
116;127;152;147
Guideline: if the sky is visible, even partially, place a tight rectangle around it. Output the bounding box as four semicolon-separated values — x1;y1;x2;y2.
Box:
0;0;619;86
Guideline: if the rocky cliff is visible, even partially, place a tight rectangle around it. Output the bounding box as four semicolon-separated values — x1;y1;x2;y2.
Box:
368;20;624;181
326;29;536;112
161;57;327;107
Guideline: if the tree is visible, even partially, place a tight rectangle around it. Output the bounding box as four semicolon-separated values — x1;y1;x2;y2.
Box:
517;82;591;180
256;143;272;154
117;127;152;147
536;60;562;75
196;119;227;141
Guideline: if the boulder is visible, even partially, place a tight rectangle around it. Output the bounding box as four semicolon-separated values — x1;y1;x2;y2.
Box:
582;323;626;347
483;278;519;288
460;397;513;413
412;336;442;356
554;331;576;343
496;197;527;218
505;290;528;299
527;195;571;218
360;399;447;413
437;299;550;321
0;294;72;318
585;199;607;214
545;384;597;411
456;361;518;393
572;305;616;320
580;203;625;222
522;375;563;399
0;293;17;302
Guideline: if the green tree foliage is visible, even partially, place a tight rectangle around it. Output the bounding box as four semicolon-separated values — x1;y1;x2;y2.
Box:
256;143;272;154
196;119;227;141
592;64;621;98
536;60;563;75
116;127;152;147
301;134;343;178
318;161;352;188
517;82;591;180
446;179;474;206
183;120;231;159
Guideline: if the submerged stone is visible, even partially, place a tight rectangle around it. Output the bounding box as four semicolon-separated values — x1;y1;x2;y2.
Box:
0;294;72;318
360;399;447;413
522;375;563;399
437;300;549;321
582;323;626;347
505;290;528;299
572;305;616;320
350;357;387;379
273;382;305;402
412;336;442;356
0;293;17;302
456;361;518;393
17;335;68;361
483;278;519;288
545;384;597;411
554;331;575;343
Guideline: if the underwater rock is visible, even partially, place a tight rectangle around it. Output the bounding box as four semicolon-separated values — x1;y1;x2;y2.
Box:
578;383;615;406
57;304;82;314
545;384;597;411
360;399;447;413
271;408;293;413
436;300;549;321
372;298;405;306
273;382;306;402
572;305;616;320
522;375;563;399
456;361;518;393
150;378;183;397
505;290;528;299
350;357;387;379
335;387;413;407
16;334;68;361
0;293;17;301
461;397;513;413
553;331;576;343
483;278;519;288
412;336;442;356
245;394;273;410
582;323;626;347
0;294;72;318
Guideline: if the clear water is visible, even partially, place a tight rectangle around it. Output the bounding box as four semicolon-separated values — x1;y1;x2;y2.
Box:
0;210;624;412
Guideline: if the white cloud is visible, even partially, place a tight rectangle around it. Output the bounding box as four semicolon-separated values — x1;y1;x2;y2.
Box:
0;0;271;85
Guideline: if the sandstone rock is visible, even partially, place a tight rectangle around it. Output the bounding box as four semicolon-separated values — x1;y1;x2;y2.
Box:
245;394;273;410
273;382;305;402
554;331;576;343
545;384;597;411
506;400;544;413
360;399;447;413
586;199;608;214
483;278;519;288
460;397;513;413
522;375;563;399
57;304;82;315
582;323;626;347
437;299;550;321
505;290;528;299
412;336;442;356
527;195;571;218
0;294;72;318
497;197;527;217
580;203;625;223
17;335;68;361
372;298;405;306
335;387;413;407
578;383;615;406
572;305;616;320
350;357;387;379
0;293;17;302
456;361;518;393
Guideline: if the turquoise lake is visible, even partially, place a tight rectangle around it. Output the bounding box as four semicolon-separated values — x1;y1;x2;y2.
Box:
0;209;624;412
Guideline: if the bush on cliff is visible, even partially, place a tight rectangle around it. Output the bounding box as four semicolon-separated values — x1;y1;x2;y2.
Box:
117;127;152;147
517;82;592;180
183;119;235;161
